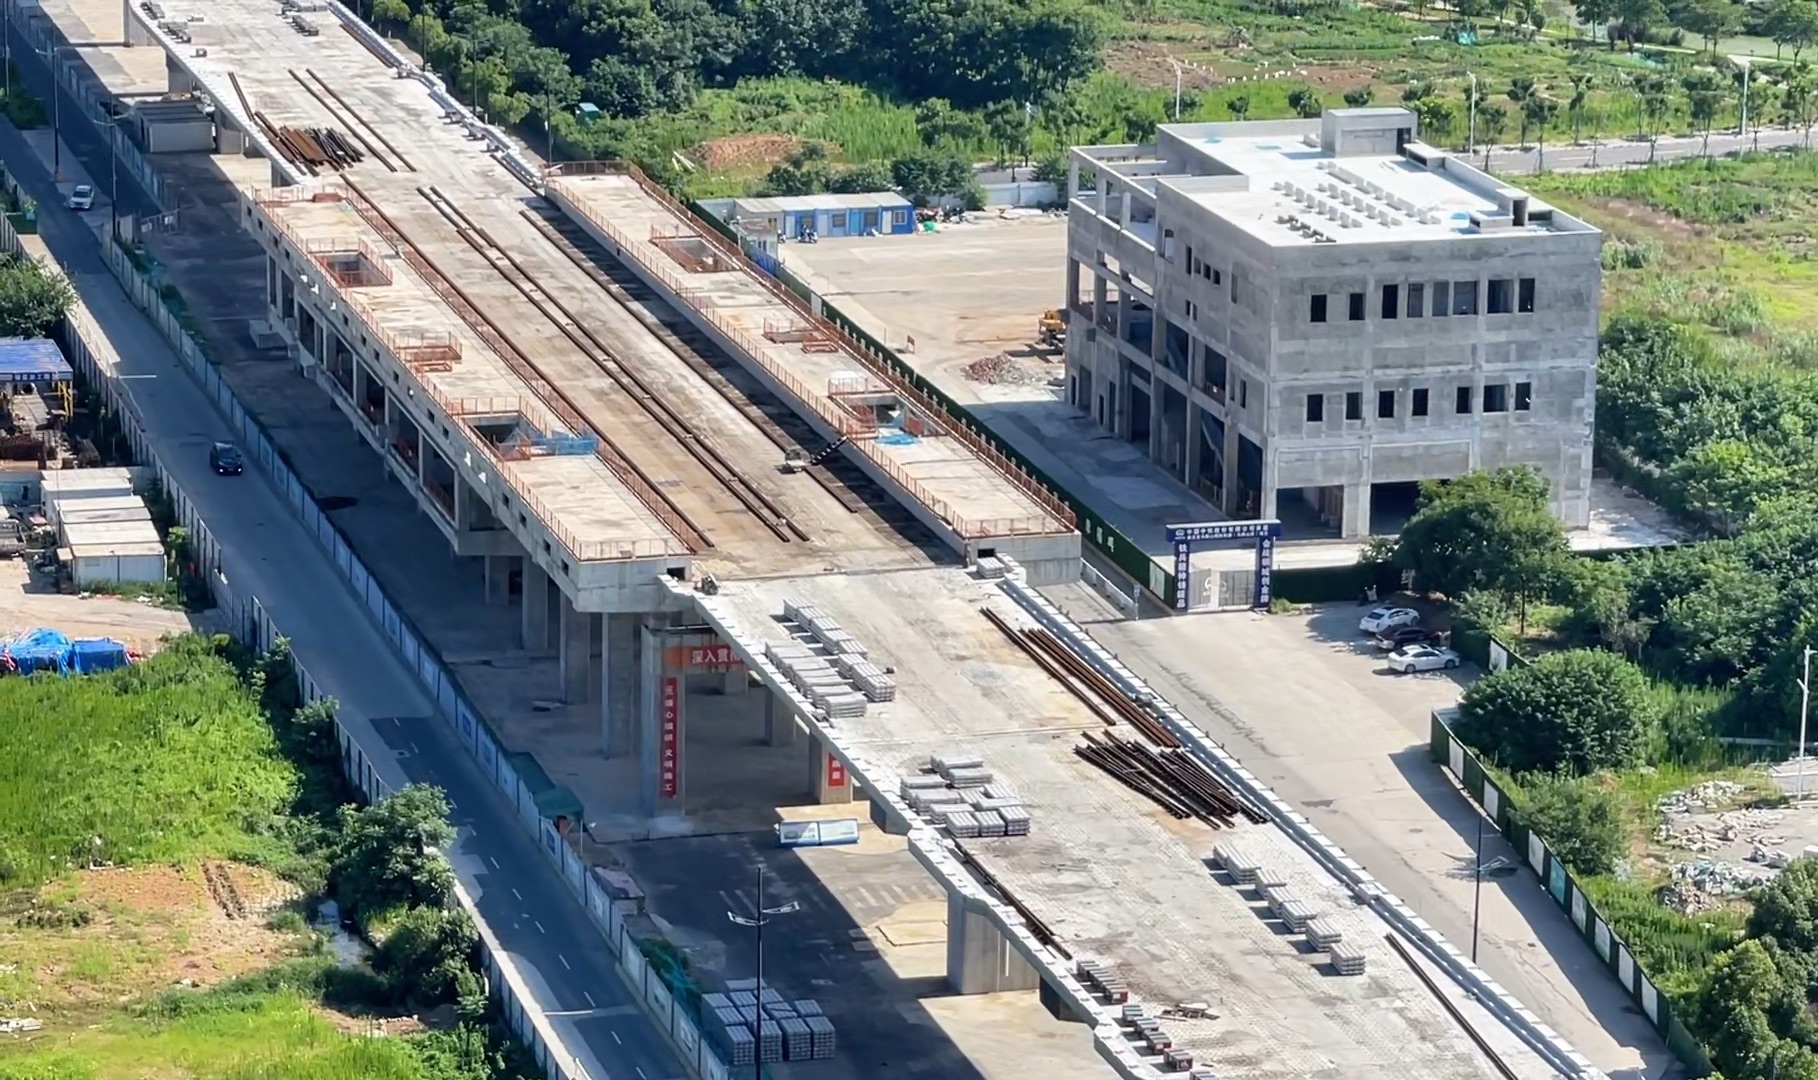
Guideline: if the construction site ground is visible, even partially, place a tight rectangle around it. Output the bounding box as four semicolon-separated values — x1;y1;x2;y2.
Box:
782;220;1224;569
714;568;1559;1080
0;558;204;651
608;822;1102;1080
1046;590;1678;1080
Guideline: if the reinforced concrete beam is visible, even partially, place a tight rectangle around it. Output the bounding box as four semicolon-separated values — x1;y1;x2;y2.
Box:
946;892;1040;995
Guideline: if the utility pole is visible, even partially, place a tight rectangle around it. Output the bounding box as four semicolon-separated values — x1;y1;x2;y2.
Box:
1168;58;1184;122
1798;645;1814;799
1470;810;1513;963
726;863;799;1080
36;44;60;180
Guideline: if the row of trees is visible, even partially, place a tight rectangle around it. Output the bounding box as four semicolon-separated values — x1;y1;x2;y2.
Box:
360;0;1101;132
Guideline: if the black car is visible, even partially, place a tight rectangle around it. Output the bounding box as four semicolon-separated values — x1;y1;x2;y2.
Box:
209;441;244;476
1373;625;1441;651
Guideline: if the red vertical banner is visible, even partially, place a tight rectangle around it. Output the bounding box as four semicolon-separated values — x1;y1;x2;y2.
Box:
826;752;846;789
660;676;680;798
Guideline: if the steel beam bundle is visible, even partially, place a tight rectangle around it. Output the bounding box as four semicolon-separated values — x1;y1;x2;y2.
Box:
1075;731;1266;829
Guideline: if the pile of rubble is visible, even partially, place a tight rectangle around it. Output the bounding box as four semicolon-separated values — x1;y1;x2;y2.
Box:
1653;778;1798;913
962;353;1039;386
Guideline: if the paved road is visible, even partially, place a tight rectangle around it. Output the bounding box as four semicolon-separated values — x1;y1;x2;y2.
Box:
2;13;160;219
0;120;685;1080
1479;127;1808;173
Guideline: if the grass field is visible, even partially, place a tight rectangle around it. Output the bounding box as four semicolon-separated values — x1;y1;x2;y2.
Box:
0;636;297;889
1525;150;1818;362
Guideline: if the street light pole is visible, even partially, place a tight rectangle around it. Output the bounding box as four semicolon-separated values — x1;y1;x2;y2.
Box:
36;44;60;180
726;863;799;1080
1797;645;1814;799
1168;59;1184;122
1466;72;1479;158
1471;811;1484;962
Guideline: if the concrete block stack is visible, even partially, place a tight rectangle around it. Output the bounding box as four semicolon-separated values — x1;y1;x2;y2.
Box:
779;599;896;705
1075;958;1129;1004
1211;841;1261;884
766;640;869;719
703;984;837;1063
1329;941;1367;976
1115;1002;1186;1068
898;755;1032;838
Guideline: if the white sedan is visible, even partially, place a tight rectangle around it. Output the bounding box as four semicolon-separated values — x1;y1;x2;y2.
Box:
1387;645;1461;674
1359;606;1420;635
66;184;95;211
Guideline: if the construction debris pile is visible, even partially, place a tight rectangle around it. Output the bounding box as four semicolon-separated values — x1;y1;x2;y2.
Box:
768;600;896;719
962;353;1040;386
1653;779;1804;914
702;981;836;1066
900;753;1032;838
1213;842;1364;975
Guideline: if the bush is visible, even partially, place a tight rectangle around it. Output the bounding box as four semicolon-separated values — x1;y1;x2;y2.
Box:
330;784;456;919
1456;649;1655;775
373;905;479;1007
1511;773;1626;877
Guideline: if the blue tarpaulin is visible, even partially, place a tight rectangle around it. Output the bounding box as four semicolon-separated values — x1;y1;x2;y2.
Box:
0;629;130;675
0;338;72;384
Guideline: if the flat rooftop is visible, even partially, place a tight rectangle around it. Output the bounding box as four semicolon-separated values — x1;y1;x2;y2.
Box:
136;0;1067;572
258;191;683;561
715;568;1564;1080
549;170;1070;542
1078;111;1594;249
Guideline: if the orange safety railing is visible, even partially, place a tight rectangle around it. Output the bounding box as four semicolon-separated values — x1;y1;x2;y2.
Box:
827;374;888;398
304;236;395;288
546;167;1078;536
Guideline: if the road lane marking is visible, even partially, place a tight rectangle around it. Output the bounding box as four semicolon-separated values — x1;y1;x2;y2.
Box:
612;1031;622;1045
635;1067;645;1079
512;888;522;900
489;856;500;870
559;954;571;970
584;991;596;1008
535;920;545;934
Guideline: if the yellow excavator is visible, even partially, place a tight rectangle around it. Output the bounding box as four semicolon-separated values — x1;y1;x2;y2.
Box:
1038;309;1066;349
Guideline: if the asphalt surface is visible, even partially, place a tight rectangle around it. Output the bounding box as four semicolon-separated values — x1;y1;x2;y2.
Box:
1475;126;1809;173
0;123;686;1080
2;18;160;220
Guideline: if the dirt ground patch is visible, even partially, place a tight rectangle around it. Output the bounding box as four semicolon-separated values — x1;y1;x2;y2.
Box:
1105;41;1227;90
0;560;203;652
0;863;306;1022
695;133;808;170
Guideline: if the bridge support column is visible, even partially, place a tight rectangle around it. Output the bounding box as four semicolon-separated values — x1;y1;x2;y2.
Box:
640;622;685;816
520;561;550;653
559;597;592;705
810;736;852;805
763;691;795;747
946;894;1040;995
484;554;514;606
601;613;640;758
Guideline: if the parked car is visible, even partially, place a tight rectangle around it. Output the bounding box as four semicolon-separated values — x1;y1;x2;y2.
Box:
209;441;243;476
1373;626;1441;651
1359;606;1420;635
1387;644;1461;674
66;184;95;211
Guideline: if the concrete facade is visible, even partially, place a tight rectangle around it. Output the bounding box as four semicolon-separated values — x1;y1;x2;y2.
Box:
1065;108;1601;538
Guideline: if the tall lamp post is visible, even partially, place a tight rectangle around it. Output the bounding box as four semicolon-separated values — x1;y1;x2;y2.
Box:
1466;71;1479;158
1796;644;1814;799
726;864;799;1080
1168;58;1185;121
1470;810;1514;964
35;43;62;181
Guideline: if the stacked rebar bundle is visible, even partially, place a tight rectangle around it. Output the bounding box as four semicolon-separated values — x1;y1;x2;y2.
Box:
259;115;365;171
1076;731;1265;828
980;606;1180;748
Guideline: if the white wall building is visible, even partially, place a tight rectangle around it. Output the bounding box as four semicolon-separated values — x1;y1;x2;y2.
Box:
1064;108;1601;537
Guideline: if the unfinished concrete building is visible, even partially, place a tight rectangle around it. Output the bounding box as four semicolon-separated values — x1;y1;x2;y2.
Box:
1064;108;1600;537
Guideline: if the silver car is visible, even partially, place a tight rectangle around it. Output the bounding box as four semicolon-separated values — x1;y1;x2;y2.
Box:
1387;644;1461;674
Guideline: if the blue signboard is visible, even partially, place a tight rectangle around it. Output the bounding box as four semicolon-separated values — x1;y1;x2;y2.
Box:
1167;519;1283;544
1169;519;1284;613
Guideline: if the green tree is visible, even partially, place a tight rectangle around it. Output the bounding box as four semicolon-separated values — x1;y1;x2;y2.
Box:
1479;101;1509;152
1567;73;1596;142
369;0;410;30
1512;773;1626;875
1506;75;1541;144
1342;86;1374;108
1524;94;1558;166
1414;96;1455;139
891;150;972;204
916;98;987;148
1288;87;1324;118
1616;0;1666;47
761;144;836;196
1456;649;1654;774
331;784;457;919
374;904;479;1006
0;253;74;338
1670;438;1790;531
1684;69;1727;155
1680;0;1742;54
1769;0;1818;58
1578;0;1621;40
1784;66;1818;145
1748;858;1818;954
1698;941;1790;1078
1392;466;1569;615
829;161;893;193
1226;94;1252;121
982;99;1032;165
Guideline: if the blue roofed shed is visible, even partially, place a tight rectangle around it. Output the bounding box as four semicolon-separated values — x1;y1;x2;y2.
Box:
732;192;915;240
0;338;72;386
